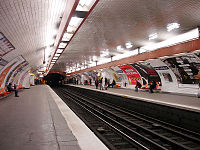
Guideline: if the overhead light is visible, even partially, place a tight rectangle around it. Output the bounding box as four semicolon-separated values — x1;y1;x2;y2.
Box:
51;59;56;62
63;32;73;38
117;45;124;51
51;62;55;64
149;33;158;40
142;28;199;51
53;56;58;59
100;49;109;57
79;0;87;6
167;23;180;32
58;42;67;48
62;33;73;41
92;56;97;61
125;42;133;49
66;26;76;33
57;49;64;53
55;54;60;57
78;0;94;7
69;17;83;27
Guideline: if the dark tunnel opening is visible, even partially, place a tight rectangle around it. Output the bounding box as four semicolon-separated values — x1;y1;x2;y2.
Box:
44;73;64;87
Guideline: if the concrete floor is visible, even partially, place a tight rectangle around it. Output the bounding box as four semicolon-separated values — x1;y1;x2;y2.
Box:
0;85;80;150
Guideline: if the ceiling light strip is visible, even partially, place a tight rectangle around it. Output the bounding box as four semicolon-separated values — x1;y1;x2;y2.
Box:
48;0;100;72
47;0;79;71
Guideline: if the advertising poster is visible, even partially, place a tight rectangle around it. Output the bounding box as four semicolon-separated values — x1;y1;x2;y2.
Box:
111;66;128;83
0;62;16;87
162;53;200;84
0;56;25;87
0;32;15;56
7;61;28;85
119;64;141;85
131;62;161;85
162;73;173;82
0;57;8;71
87;70;99;80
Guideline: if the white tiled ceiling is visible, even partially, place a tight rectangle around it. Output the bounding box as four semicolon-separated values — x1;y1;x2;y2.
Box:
0;0;67;71
52;0;200;72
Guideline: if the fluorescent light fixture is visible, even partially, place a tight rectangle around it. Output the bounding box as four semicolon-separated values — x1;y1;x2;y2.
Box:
149;33;158;40
53;56;58;59
51;59;56;62
66;26;76;33
112;48;139;61
117;45;122;50
57;49;64;53
51;62;55;64
100;49;109;57
142;28;199;51
55;54;60;57
58;42;67;48
69;17;83;27
77;0;95;11
62;33;73;41
92;56;97;61
63;32;73;38
167;23;180;32
79;0;87;6
125;42;133;49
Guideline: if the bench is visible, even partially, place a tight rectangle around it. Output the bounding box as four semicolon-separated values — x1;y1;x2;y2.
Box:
113;83;121;88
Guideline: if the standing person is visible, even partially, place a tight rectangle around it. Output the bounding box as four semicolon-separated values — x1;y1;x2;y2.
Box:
95;78;99;89
100;77;103;90
197;81;200;98
7;83;19;97
149;80;156;93
135;80;141;92
89;79;92;86
104;77;108;90
124;82;127;87
112;79;116;88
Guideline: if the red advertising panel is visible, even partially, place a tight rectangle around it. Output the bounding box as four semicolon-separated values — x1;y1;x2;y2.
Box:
0;62;15;87
119;65;141;85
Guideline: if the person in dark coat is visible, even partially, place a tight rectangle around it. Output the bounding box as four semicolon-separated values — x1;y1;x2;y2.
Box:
149;80;156;93
89;79;92;86
95;78;99;89
111;79;116;88
99;77;103;90
104;77;108;90
7;83;19;97
135;80;141;92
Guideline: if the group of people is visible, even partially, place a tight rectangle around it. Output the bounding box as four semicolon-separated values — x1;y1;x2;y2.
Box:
135;80;157;93
95;77;116;90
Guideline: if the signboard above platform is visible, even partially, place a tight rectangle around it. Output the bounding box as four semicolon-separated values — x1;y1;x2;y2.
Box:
0;32;15;56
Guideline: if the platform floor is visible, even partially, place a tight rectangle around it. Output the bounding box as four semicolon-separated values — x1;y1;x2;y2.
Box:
0;85;108;150
69;84;200;113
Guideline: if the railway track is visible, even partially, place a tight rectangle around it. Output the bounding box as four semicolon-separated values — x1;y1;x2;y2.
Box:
53;86;200;150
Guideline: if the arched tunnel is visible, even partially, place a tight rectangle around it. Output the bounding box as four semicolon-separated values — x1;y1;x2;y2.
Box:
44;73;64;87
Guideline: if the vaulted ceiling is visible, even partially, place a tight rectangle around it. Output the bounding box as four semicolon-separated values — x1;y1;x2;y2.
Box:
1;0;200;74
52;0;200;73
